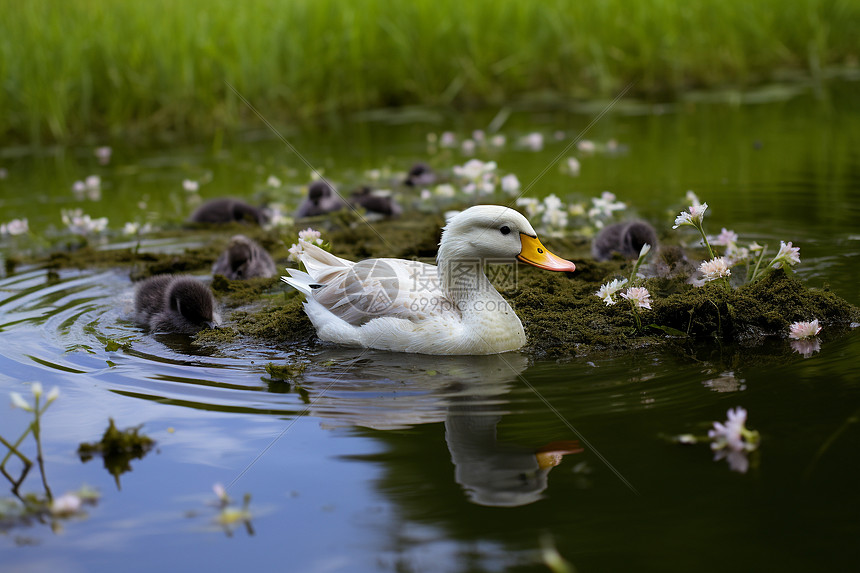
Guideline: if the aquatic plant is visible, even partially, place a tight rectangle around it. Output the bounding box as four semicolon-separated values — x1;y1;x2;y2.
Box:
708;407;760;473
61;208;108;236
0;218;29;236
182;179;200;193
595;278;627;306
78;418;155;489
2;384;102;529
210;483;254;537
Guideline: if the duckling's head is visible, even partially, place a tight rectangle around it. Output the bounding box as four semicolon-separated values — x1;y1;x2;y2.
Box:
308;181;333;203
167;277;220;329
439;205;576;272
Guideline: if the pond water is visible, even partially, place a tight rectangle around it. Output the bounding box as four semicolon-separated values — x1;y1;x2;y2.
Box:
1;80;860;572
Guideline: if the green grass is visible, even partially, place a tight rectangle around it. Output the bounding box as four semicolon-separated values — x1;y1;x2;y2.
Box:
1;0;858;144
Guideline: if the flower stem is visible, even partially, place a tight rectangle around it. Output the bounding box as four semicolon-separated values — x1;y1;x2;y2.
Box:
696;224;715;260
748;245;768;283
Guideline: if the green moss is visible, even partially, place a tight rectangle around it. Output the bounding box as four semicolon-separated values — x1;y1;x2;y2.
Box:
78;418;155;488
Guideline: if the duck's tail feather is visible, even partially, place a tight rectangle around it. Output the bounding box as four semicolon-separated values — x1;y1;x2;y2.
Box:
281;269;321;296
298;242;354;284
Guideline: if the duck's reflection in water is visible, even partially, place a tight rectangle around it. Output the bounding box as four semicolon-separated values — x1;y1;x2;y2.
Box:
302;349;582;507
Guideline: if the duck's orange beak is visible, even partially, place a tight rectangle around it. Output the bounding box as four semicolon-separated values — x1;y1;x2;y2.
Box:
517;234;576;272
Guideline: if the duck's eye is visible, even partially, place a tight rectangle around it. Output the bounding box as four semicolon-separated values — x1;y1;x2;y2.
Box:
500;225;511;235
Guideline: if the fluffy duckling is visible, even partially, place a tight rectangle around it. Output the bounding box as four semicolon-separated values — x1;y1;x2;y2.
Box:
404;162;436;187
134;275;220;334
591;220;658;261
349;187;402;217
295;181;345;218
188;198;267;226
212;235;276;280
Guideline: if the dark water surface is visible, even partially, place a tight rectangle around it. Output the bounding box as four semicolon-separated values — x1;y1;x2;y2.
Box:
1;81;859;572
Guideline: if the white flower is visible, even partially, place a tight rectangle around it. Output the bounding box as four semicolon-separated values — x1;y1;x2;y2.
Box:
51;493;82;516
95;146;112;164
420;189;432;201
31;382;43;398
123;222;141;235
46;386;60;404
620;287;652;309
489;134;506;148
699;257;731;282
62;209;108;235
568;203;585;216
541;194;568;229
789;319;822;340
500;174;520;194
577;140;596;154
287;243;303;262
182;179;199;192
1;218;28;236
725;244;749;265
298;228;323;245
85;175;101;190
588;191;627;220
10;392;32;411
516;198;543;219
638;243;651;258
453;159;497;181
439;131;457;148
460;139;476;155
772;241;800;268
519;132;544;151
72;180;87;193
708;407;751;453
685;190;701;206
673;202;708;229
365;169;382;181
566;157;581;176
472;130;485;142
433;184;456;198
748;241;764;253
266;175;282;188
213;483;229;503
595;278;628;306
710;228;738;247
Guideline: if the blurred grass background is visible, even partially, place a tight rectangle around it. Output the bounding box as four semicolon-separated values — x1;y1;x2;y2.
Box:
1;0;857;144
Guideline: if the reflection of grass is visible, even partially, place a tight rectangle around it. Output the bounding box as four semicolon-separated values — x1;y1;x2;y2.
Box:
2;0;857;143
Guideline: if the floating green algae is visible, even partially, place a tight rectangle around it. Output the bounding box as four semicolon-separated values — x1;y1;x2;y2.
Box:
78;419;155;489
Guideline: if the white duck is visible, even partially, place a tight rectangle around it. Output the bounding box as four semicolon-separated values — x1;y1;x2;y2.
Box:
282;205;576;355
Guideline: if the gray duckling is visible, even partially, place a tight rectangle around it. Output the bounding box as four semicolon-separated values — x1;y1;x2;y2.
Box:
591;220;658;261
404;162;436;187
189;198;267;225
349;186;402;217
295;181;346;218
212;235;276;280
134;275;220;334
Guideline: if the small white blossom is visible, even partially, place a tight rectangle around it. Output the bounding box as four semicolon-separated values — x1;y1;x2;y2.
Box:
453;159;497;180
577;140;596;154
298;228;323;245
500;174;521;194
51;493;83;516
460;139;476;155
287;243;304;262
748;241;764;252
789;319;822;340
62;209;108;236
708;407;752;453
638;243;651;258
568;203;585;216
699;257;731;282
595;278;628;306
182;179;199;192
566;157;581;176
439;131;457;148
31;382;43;398
489;134;506;148
123;222;141;235
10;392;32;411
95;146;112;164
420;189;432;201
1;218;28;236
213;483;229;503
710;228;738;247
516;198;543;219
46;386;60;404
519;132;544;151
72;180;87;193
620;287;652;310
0;167;7;179
673;202;708;229
85;175;101;190
266;175;282;188
685;190;701;206
541;194;568;229
433;184;456;198
588;191;627;220
772;241;801;268
472;130;485;143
